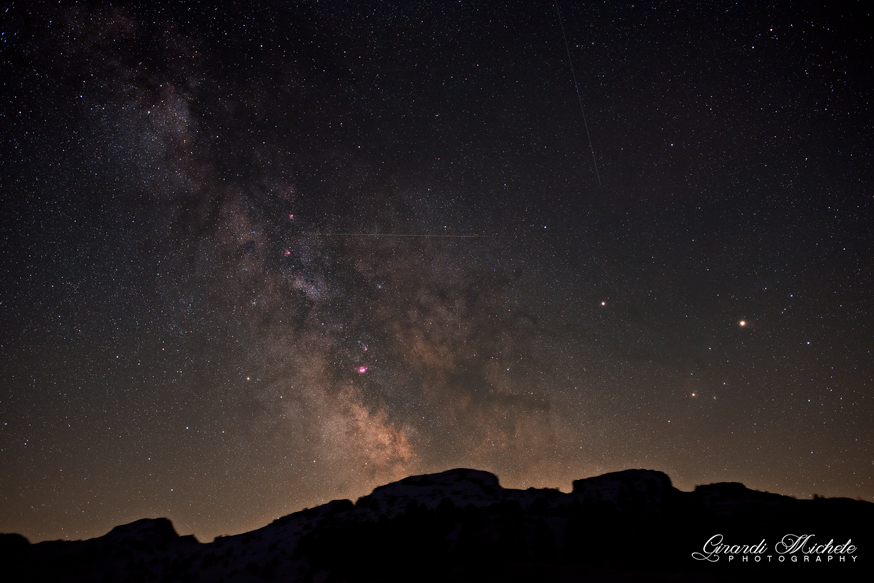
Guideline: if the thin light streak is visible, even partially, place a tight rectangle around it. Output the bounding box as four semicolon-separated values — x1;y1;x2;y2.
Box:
299;233;489;238
555;1;601;186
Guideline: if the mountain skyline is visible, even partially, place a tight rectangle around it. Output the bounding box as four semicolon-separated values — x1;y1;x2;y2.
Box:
4;467;871;582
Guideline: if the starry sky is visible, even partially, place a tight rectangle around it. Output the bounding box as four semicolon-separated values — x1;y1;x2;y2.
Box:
1;0;872;543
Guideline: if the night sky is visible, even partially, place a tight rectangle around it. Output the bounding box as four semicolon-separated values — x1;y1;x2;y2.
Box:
2;0;872;543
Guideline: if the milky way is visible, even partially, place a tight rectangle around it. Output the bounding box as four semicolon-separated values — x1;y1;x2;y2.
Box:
1;1;872;542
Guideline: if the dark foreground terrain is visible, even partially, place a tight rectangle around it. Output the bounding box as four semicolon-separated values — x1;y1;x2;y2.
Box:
3;468;871;582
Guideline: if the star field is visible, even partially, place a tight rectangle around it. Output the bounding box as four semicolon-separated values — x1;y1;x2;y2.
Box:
1;0;872;542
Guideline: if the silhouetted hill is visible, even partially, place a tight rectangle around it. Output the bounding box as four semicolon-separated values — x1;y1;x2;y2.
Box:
3;469;871;582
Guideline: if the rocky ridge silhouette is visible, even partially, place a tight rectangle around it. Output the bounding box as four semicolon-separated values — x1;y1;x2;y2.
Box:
3;468;870;582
